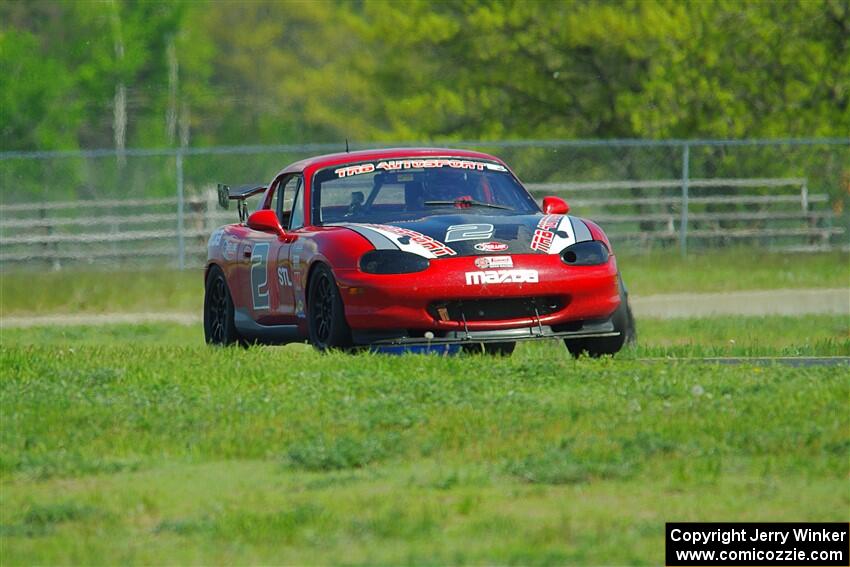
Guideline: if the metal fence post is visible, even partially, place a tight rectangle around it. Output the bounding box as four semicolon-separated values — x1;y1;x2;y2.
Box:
679;143;690;257
176;148;185;270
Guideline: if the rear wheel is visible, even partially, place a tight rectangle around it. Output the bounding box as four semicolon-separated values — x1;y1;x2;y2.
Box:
462;342;516;356
204;265;241;346
307;264;353;351
565;276;635;358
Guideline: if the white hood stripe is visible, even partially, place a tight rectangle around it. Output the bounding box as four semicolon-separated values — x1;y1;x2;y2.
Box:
360;225;438;258
336;217;592;258
337;223;456;259
570;217;593;244
547;215;577;254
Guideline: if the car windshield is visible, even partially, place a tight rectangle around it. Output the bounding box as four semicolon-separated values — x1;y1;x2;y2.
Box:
311;158;539;225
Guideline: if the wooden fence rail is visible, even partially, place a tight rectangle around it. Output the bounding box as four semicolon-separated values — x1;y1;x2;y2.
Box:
0;177;844;269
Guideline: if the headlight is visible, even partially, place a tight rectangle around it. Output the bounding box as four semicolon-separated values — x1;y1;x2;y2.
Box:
359;250;430;274
561;241;609;266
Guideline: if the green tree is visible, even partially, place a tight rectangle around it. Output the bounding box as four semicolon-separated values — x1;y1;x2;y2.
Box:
2;0;848;151
344;0;849;141
0;28;80;150
1;0;185;151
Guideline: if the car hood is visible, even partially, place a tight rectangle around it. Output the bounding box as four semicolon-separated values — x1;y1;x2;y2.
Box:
333;213;595;258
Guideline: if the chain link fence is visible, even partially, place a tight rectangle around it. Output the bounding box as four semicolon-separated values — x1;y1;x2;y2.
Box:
1;138;847;271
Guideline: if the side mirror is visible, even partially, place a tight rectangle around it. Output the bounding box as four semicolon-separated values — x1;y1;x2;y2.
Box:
542;196;570;215
247;209;286;240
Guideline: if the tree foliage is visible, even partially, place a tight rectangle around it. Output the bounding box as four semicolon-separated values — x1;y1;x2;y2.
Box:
2;0;848;152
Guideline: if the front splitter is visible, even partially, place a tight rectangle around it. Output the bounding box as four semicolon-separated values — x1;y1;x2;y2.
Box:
366;319;619;348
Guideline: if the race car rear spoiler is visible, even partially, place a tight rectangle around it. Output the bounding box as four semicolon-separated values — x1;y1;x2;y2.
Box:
217;183;266;222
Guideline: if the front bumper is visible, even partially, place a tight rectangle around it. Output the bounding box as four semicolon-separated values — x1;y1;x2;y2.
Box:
363;318;618;347
334;253;620;334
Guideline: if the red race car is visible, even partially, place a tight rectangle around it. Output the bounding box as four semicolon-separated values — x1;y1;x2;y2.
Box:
204;147;635;356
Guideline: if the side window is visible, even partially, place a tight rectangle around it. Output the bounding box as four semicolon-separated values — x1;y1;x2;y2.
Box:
289;183;305;230
276;175;301;227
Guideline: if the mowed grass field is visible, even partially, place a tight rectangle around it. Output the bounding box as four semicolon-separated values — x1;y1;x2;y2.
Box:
1;249;847;316
1;316;848;564
1;249;848;564
0;331;850;565
2;315;849;356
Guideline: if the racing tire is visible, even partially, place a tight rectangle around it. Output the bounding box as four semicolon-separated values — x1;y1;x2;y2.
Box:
484;341;516;356
307;264;353;351
463;342;517;356
565;275;636;358
204;265;242;346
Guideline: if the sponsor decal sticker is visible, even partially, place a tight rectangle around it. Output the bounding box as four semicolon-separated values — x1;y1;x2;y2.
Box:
530;214;563;253
529;214;582;254
474;241;509;252
278;266;292;287
208;229;224;248
222;238;239;261
334;159;507;178
291;242;305;268
538;214;561;231
365;223;456;257
474;255;513;269
531;228;554;252
465;269;539;285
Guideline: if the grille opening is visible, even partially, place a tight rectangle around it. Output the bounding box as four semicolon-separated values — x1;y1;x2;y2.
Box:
429;296;564;322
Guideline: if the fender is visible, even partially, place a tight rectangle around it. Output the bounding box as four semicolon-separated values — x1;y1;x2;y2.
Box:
582;218;613;251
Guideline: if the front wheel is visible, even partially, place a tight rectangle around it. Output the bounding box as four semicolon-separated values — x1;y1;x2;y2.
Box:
565;276;636;358
307;264;353;351
204;265;242;346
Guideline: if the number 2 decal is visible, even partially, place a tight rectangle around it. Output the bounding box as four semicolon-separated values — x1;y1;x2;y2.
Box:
444;224;495;242
250;243;271;310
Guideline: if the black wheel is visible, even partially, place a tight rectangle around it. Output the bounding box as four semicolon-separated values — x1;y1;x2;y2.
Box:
204;265;241;346
565;275;636;358
307;264;353;350
461;342;516;356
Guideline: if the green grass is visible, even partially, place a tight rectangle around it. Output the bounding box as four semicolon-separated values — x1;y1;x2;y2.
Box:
633;314;850;357
0;321;201;347
1;258;847;564
2;315;847;356
0;268;204;316
1;317;848;564
618;248;849;296
1;249;847;316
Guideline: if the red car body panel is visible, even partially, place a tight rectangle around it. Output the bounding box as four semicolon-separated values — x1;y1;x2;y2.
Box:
206;148;622;346
335;256;620;332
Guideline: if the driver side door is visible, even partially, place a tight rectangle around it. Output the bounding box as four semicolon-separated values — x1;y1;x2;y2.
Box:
269;174;303;323
242;174;300;326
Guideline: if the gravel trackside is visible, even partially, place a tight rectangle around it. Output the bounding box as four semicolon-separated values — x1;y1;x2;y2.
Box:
630;288;849;319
